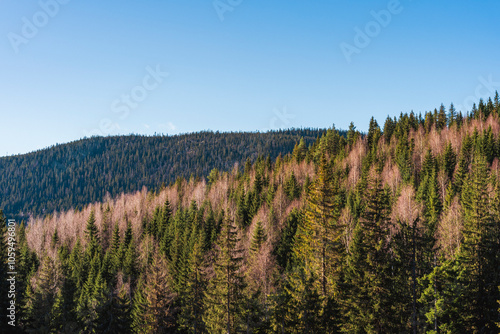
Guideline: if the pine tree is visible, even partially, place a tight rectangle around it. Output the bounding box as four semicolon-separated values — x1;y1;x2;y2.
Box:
110;224;121;269
457;155;500;332
448;103;457;126
343;171;396;333
85;210;101;257
443;143;456;180
284;171;301;200
367;117;381;151
275;209;301;270
250;221;267;255
132;250;176;333
436;104;447;130
76;256;106;333
178;237;207;333
51;229;60;249
236;189;249;228
299;154;343;297
268;280;295;333
419;258;467;333
97;284;132;334
347;121;359;147
293;138;308;163
22;255;62;333
395;130;413;183
286;268;324;333
383;117;396;143
203;216;246;333
158;199;173;241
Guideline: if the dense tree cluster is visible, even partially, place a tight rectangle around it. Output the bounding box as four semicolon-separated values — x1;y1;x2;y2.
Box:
0;129;324;219
1;94;500;333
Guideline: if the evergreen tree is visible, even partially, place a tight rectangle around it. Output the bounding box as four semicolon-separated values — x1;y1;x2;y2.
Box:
203;216;246;333
85;210;101;257
395;130;413;183
286;268;324;333
347;121;359;147
97;285;132;334
367;117;381;151
284;171;301;200
22;255;62;333
178;238;206;333
132;250;176;334
298;154;343;297
250;221;267;255
443;142;456;180
343;171;396;333
457;156;500;332
436;104;447;130
293;138;308;163
448;103;456;126
274;209;301;270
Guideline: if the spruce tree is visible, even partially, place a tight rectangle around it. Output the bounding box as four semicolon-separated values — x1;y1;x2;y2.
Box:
250;221;267;255
22;255;62;333
203;216;246;333
132;250;176;333
458;155;500;332
343;171;396;333
443;142;456;180
178;237;207;333
298;154;343;297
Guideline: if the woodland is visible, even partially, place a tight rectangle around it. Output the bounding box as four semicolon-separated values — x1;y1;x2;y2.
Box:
1;95;500;333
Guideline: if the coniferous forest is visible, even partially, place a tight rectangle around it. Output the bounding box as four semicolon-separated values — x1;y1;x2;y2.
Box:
0;129;323;219
1;95;500;333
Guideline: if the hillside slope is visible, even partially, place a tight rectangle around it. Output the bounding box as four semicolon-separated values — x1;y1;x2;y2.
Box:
0;129;325;218
6;96;500;333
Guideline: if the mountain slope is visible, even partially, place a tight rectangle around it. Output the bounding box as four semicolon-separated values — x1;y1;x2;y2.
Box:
12;99;500;333
0;129;326;218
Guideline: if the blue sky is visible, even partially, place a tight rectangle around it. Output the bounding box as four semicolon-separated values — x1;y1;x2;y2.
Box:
1;0;499;156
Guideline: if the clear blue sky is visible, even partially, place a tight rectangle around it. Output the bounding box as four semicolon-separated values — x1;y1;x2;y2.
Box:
1;0;499;156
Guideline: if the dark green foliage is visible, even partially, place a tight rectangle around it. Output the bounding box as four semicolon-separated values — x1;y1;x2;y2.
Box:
367;117;381;151
204;216;246;333
177;238;206;334
347;121;360;147
250;221;267;255
436;104;447;130
6;93;500;333
284;171;301;200
343;172;397;333
22;255;61;332
274;209;301;270
395;130;414;183
131;251;176;334
1;129;324;218
442;143;456;180
293;138;308;163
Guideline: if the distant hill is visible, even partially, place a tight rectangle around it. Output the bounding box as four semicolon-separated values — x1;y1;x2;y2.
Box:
0;129;328;218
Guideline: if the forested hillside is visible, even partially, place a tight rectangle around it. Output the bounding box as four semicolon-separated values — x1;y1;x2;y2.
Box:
1;95;500;333
0;129;323;219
